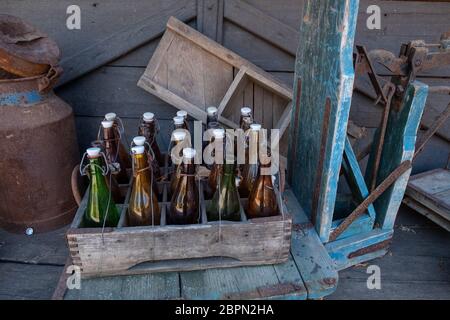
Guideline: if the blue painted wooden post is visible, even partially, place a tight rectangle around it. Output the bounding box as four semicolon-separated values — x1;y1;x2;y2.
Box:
288;0;359;243
373;81;428;230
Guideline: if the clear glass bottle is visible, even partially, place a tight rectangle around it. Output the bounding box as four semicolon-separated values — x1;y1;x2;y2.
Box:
128;145;160;226
83;147;120;228
168;148;199;225
207;161;241;222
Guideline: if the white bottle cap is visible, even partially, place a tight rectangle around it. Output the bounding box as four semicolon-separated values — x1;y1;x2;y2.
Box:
177;110;188;118
172;129;187;141
207;106;218;115
241;107;252;116
212;128;225;138
133;136;146;146
143;112;154;122
86;147;101;158
183;147;196;159
250;123;261;131
131;145;145;155
105;113;117;121
173;116;185;125
101;120;114;128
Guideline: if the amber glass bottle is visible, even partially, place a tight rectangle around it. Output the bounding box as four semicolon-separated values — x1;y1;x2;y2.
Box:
247;161;279;219
207;161;241;222
83;147;120;228
168;148;199;225
101;120;129;184
128;145;160;226
104;113;132;170
133;136;159;196
138;112;164;167
239;107;253;128
173;115;188;131
238;123;261;198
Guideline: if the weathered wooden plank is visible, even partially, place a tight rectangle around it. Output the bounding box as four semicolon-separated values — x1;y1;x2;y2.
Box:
288;0;359;243
283;190;339;299
0;227;68;266
372;81;428;230
325;229;393;271
403;196;450;232
56;0;197;87
197;0;224;43
0;262;62;300
224;0;299;55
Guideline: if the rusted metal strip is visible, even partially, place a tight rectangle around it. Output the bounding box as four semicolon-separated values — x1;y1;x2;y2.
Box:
223;282;306;299
329;160;412;241
369;83;396;192
348;239;392;259
414;102;450;160
311;97;331;226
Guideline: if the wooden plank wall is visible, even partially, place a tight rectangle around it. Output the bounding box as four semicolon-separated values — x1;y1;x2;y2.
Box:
1;0;448;174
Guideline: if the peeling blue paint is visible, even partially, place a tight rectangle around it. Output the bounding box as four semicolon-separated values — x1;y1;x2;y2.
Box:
0;90;45;106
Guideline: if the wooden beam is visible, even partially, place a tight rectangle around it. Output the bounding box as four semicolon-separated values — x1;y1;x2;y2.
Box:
224;0;299;55
56;0;196;88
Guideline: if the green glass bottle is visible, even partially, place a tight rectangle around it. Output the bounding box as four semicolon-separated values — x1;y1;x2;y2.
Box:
207;162;241;222
83;147;120;228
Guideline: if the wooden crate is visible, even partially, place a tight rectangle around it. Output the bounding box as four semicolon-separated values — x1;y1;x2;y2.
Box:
403;168;450;231
137;16;293;157
66;160;291;278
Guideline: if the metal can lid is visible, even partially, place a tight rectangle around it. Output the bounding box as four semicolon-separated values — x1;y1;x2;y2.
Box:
0;14;60;77
143;112;155;122
183;148;196;159
86;147;101;158
105;113;117;121
101;120;114;128
133;136;146;146
131;146;145;155
241;107;252;116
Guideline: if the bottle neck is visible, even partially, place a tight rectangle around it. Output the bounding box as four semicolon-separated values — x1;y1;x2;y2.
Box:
133;153;148;172
181;162;196;175
143;120;156;135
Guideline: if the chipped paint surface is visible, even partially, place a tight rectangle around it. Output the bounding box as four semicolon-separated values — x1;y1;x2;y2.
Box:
0;90;45;106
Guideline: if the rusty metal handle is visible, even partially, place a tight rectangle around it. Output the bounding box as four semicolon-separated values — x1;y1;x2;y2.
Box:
71;164;82;207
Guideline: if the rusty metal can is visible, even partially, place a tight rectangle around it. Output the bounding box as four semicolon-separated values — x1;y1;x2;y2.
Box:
0;74;79;233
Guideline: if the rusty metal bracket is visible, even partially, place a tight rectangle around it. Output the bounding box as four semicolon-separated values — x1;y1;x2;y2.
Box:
330;160;412;241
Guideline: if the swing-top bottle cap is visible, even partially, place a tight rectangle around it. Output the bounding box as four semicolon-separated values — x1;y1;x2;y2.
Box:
131;145;145;155
86;147;101;158
212;128;225;138
133;136;146;146
241;107;252;116
250;123;261;131
173;116;184;125
143;112;154;122
172;129;187;141
101;120;114;129
183;148;196;159
207;106;218;115
177;110;188;118
104;113;117;121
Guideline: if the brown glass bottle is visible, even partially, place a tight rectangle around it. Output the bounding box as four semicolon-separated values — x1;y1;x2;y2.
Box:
173;115;188;131
105;113;132;171
101;120;129;184
246;162;279;219
238;123;261;198
138;112;164;167
168;148;199;225
205;128;225;199
91;140;123;203
133;136;160;195
177;110;189;130
128;145;160;226
206;106;218;128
